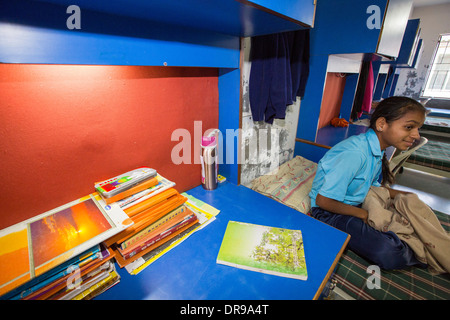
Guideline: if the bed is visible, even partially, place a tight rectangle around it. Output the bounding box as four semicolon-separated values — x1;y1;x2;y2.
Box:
250;155;450;300
333;210;450;300
351;109;450;174
406;139;450;172
422;116;450;135
406;114;450;174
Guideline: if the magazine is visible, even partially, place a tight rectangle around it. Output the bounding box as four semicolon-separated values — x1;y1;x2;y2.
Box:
216;221;307;280
0;193;131;296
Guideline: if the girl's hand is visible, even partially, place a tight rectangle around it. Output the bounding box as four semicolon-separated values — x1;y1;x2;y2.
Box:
386;187;412;199
316;194;370;223
360;209;369;224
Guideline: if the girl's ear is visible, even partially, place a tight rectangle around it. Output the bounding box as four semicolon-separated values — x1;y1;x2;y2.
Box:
375;117;386;132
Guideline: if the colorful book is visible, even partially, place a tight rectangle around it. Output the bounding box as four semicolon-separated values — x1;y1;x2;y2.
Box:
113;218;199;268
94;167;156;198
1;245;102;300
0;193;132;297
125;193;220;275
117;212;197;260
71;264;120;300
117;174;175;209
216;221;307;280
57;260;117;300
119;205;187;250
125;220;202;274
100;176;159;204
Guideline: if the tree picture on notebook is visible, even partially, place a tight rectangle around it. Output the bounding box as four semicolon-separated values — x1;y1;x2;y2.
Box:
252;227;306;273
217;221;308;280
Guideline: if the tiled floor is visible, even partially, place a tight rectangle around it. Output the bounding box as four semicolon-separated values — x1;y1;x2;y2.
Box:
391;166;450;215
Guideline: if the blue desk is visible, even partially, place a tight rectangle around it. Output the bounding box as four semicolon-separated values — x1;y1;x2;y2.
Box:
96;182;349;300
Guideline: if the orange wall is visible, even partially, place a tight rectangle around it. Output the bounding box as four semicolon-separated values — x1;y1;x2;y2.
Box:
0;64;218;229
318;73;347;129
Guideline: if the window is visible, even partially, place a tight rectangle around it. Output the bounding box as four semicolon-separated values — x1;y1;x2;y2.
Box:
422;34;450;98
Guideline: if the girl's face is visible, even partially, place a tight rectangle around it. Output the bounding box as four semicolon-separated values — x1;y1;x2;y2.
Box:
376;110;425;151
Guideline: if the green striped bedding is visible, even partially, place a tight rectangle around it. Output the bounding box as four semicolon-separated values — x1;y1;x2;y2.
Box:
333;210;450;300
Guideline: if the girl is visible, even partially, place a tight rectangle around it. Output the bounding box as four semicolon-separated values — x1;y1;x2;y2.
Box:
309;96;427;270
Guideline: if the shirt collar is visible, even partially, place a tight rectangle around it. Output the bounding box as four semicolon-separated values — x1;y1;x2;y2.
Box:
366;128;383;157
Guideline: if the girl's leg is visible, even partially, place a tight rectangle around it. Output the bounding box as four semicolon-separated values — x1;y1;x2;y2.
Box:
311;207;427;270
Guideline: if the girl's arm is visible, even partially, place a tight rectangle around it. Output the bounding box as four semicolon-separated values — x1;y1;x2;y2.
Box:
385;187;411;199
316;193;369;223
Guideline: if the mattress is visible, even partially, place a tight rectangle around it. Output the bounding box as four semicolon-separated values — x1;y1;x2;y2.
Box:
422;116;450;134
333;210;450;300
407;139;450;172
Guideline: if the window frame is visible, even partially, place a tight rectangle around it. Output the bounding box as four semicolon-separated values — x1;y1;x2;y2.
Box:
422;33;450;99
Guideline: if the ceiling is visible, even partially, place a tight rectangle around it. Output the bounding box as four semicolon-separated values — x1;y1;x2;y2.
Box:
413;0;450;7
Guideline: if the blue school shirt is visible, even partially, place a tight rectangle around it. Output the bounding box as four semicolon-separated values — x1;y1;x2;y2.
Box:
309;128;383;208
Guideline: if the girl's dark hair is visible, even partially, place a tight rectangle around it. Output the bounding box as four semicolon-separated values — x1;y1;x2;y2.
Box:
369;96;426;186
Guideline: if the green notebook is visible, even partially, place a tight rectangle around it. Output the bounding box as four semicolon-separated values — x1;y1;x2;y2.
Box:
216;221;307;280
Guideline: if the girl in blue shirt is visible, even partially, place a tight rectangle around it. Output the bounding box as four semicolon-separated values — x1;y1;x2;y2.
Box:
309;96;427;270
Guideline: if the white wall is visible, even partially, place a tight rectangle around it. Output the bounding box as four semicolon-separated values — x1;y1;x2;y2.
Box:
395;3;450;98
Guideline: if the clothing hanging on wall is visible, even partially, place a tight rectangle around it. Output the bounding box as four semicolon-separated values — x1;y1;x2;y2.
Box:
351;60;374;121
249;29;310;124
382;66;395;99
360;61;374;117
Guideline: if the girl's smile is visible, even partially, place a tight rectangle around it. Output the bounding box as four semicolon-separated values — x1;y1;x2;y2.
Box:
375;110;425;151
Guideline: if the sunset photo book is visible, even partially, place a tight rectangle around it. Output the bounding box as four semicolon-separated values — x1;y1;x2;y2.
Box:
0;193;132;296
216;221;307;280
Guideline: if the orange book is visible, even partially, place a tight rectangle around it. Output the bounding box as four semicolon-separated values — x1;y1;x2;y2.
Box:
120;205;187;250
131;194;186;226
24;247;116;300
113;217;199;268
114;194;187;245
102;177;159;204
118;208;193;258
102;189;186;247
124;188;179;217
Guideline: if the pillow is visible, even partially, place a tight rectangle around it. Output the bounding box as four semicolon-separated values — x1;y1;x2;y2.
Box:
250;156;317;214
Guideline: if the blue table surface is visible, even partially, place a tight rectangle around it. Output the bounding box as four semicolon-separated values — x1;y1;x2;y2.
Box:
96;182;350;300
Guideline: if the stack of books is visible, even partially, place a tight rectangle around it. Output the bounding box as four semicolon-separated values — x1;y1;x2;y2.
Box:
0;166;220;299
2;244;119;300
0;191;132;300
97;168;199;270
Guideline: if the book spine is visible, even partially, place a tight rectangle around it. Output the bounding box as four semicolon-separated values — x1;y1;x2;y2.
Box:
118;177;175;209
119;214;197;260
116;180;163;208
95;167;156;198
102;176;159;204
120;205;186;250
